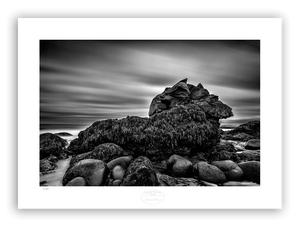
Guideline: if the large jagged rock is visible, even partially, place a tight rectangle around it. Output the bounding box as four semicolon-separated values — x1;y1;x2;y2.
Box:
68;79;233;162
148;79;233;119
148;78;190;116
40;133;68;160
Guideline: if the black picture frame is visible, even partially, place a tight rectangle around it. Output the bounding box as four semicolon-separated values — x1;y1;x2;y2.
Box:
2;5;294;224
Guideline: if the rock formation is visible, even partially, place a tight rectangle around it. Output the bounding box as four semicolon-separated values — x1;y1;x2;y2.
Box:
40;133;68;160
68;79;233;162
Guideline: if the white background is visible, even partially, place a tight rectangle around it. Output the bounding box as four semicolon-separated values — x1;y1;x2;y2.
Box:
18;18;281;209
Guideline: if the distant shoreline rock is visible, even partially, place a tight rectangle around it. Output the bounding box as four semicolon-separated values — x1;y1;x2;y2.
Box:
221;120;260;141
55;132;73;136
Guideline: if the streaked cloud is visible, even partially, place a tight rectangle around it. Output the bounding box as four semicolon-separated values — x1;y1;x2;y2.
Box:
40;40;260;132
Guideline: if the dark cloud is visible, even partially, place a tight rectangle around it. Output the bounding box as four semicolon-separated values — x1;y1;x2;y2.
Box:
40;40;260;132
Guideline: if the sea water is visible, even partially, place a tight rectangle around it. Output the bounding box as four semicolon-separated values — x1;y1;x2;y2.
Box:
40;157;71;186
40;130;79;186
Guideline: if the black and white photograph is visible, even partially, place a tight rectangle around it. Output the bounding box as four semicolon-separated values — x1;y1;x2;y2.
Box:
4;0;299;223
39;40;261;187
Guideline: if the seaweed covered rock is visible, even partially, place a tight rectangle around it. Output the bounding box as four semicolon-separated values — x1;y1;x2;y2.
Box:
122;156;159;186
69;143;123;167
222;121;260;141
62;159;109;186
68;79;233;162
40;133;68;159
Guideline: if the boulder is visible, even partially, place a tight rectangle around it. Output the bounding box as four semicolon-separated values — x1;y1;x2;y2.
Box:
106;156;133;170
238;161;260;184
40;159;58;174
112;179;122;186
69;143;123;167
122;156;159;186
211;160;243;181
111;165;126;181
62;159;110;186
245;139;260;150
68;79;233;162
167;154;193;177
40;133;68;159
195;161;227;184
66;177;87;186
157;173;201;186
67;138;81;154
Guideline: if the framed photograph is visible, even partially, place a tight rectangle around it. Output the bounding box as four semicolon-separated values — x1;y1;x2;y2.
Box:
18;18;282;209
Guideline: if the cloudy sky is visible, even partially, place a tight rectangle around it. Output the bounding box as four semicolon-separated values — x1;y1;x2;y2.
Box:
40;40;260;133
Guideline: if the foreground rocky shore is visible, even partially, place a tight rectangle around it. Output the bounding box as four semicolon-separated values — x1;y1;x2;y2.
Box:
40;79;260;186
